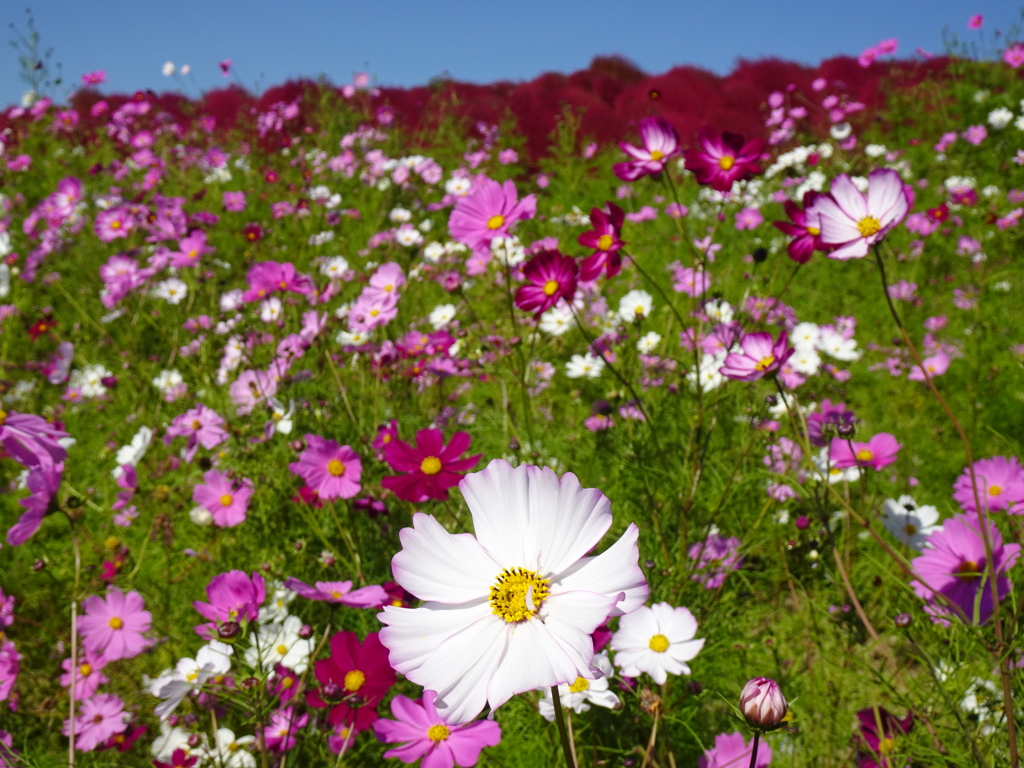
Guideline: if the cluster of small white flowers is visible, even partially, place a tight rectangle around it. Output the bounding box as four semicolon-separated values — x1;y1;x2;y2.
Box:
70;364;113;398
764;143;833;179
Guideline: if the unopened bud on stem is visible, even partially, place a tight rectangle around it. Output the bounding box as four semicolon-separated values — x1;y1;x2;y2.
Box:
740;677;788;731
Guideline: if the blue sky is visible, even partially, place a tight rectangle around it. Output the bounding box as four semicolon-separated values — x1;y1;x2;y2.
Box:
3;0;1021;107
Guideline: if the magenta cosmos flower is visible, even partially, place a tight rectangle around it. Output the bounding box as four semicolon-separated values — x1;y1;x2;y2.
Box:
307;631;396;733
379;460;648;724
698;732;772;768
683;128;765;192
829;433;902;471
856;707;913;768
192;469;253;527
241;261;312;302
7;463;61;546
289;435;363;500
514;250;579;316
164;403;228;462
94;207;135;242
381;429;481;502
374;691;502;768
613;116;681;181
448;179;536;252
910;513;1020;624
78;588;152;661
720;330;793;382
0;640;19;702
193;570;266;637
809;169;910;260
0;409;68;468
952;455;1024;514
63;693;128;752
264;706;308;752
578;203;626;281
773;191;833;264
688;533;743;589
284;577;389;608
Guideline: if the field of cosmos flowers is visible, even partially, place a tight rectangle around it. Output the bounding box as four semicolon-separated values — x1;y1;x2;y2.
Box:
3;14;1024;768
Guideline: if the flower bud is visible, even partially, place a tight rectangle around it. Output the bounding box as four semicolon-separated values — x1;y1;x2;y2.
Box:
740;677;788;731
217;621;241;641
837;423;856;439
894;612;912;628
187;733;202;749
298;623;314;639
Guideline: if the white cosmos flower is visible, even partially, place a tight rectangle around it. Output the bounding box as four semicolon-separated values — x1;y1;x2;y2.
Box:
336;329;369;346
429;304;457;330
321;256;350;279
0;263;10;297
989;107;1014;130
220;289;244;312
162;61;175;77
423;242;445;264
258;581;296;623
390;207;412;222
151;723;205;763
881;495;941;551
611;603;705;684
636;332;662;354
153;278;188;305
267;398;295;436
204;728;255;768
112;425;153;478
618;290;653;323
811;447;861;484
396;226;424;247
539;304;575;336
445;177;472;196
259;296;283;323
790;321;820;349
818;330;861;361
703;299;734;324
149;641;233;719
244;615;314;673
538;650;620;720
788;347;821;375
378;459;648;724
152;369;183;394
70;364;112;398
686;353;727;392
566;352;605;379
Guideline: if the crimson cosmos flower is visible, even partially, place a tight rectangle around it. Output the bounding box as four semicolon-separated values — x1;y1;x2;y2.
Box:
307;631;396;734
772;191;833;264
578;203;626;281
855;707;913;768
382;429;481;502
683;128;765;193
613;117;681;181
513;250;579;316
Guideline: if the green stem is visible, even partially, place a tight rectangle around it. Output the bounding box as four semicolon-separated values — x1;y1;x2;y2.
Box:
550;687;578;768
747;732;760;768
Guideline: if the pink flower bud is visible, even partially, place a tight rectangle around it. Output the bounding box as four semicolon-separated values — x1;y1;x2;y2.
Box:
740;677;787;730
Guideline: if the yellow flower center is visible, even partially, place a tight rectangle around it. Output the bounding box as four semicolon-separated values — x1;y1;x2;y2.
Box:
649;634;670;652
111;220;122;230
191;419;201;429
990;485;1003;497
856;449;875;462
344;669;366;692
0;410;6;426
189;250;198;259
109;617;123;629
220;494;233;506
806;226;820;236
281;677;294;689
755;355;775;372
279;281;288;289
490;567;551;623
904;524;918;535
276;644;288;655
420;456;442;475
79;663;92;677
878;737;895;755
427;724;450;742
328;459;345;476
569;677;590;693
330;590;343;599
718;155;735;170
597;234;614;251
487;214;505;230
186;670;200;682
543;279;559;296
650;150;664;161
956;561;981;581
857;216;881;237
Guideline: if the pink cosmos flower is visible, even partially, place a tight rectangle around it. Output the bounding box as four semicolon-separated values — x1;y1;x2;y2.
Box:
7;463;61;546
192;469;253;527
289;435;363;500
193;570;266;636
735;207;764;230
952;456;1024;514
911;513;1020;624
284;577;389;607
698;732;772;768
229;369;278;415
968;14;984;29
0;410;68;468
672;265;711;296
94;207;134;242
514;250;579;316
683;128;765;192
614;117;681;181
348;290;399;332
810;169;910;260
856;707;912;768
0;589;13;629
370;262;407;297
223;191;246;212
908;349;951;381
219;59;232;77
77;588;153;661
773;191;831;264
242;261;312;302
168;230;215;268
63;693;128;752
81;70;106;85
0;641;19;702
381;429;481;502
688;533;743;589
962;125;987;145
1005;44;1024;68
578;203;625;281
264;706;307;752
720;330;793;382
828;433;902;471
164;404;228;461
374;690;502;768
448;179;536;251
60;651;110;701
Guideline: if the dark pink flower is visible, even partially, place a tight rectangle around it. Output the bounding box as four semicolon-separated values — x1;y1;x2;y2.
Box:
381;429;481;502
241;261;312;303
806;400;856;447
614;117;680;181
829;433;902;471
513;250;579;317
683;128;764;192
720;331;793;382
94;208;134;242
578;203;625;281
374;690;502;768
192;469;253;527
773;191;832;264
289;435;363;500
855;707;912;768
192;570;266;637
77;588;153;661
0;640;19;703
7;463;62;546
308;632;396;733
81;70;106;85
168;230;215;269
448;179;536;251
952;456;1024;514
0;410;68;468
284;578;389;608
688;533;743;589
